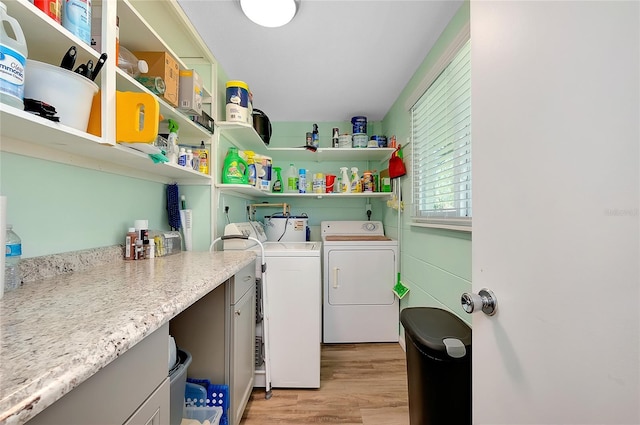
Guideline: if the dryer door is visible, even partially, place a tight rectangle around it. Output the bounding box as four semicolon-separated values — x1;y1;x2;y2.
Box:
327;248;396;305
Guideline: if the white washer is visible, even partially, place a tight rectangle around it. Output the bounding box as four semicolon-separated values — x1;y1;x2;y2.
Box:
321;221;399;343
224;222;322;388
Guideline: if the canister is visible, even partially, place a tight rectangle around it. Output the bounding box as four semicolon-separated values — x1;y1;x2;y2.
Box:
352;133;367;148
225;80;250;122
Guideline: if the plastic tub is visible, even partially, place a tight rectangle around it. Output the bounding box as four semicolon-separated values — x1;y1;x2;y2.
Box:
24;59;99;131
352;133;368;148
169;348;192;425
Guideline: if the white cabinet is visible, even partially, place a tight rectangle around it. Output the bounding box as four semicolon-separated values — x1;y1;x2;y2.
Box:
217;121;395;198
0;0;214;184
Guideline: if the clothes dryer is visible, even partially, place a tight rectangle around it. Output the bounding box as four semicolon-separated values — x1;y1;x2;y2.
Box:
321;221;399;343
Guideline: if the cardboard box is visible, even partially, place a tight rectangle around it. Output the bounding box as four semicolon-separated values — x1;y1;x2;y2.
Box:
380;169;392;192
133;51;180;107
178;69;203;115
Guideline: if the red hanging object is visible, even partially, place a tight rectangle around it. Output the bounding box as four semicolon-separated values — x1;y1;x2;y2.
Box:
389;145;406;179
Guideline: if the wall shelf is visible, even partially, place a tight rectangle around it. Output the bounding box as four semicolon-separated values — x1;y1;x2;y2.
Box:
216;184;392;199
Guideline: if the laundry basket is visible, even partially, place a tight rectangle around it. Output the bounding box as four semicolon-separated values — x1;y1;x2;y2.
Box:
185;379;229;425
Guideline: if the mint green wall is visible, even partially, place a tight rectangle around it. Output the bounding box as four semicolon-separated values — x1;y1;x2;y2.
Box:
381;2;471;324
0;152;212;258
216;120;392;238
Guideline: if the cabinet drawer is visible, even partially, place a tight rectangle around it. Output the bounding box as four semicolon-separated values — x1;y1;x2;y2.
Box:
231;261;256;304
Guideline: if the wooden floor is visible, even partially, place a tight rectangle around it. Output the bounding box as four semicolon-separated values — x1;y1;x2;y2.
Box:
240;343;410;425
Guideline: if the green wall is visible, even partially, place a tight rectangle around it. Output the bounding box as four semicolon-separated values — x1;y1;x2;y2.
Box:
0;152;212;258
381;1;471;323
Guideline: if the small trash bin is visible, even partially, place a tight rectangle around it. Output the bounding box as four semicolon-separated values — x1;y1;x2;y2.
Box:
400;307;471;425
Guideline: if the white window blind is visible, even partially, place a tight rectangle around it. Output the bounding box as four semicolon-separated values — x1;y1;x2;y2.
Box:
412;40;471;228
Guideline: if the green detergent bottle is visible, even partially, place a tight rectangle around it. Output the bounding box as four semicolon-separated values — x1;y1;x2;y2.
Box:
222;147;249;184
272;167;283;193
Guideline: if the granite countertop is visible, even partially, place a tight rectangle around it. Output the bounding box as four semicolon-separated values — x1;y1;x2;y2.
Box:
0;250;256;425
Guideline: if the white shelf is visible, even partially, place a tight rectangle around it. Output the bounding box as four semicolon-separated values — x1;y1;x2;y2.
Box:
0;0;214;185
216;184;392;199
216;121;395;162
1;105;212;184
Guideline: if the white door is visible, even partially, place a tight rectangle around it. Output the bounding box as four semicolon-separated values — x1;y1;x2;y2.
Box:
472;2;639;424
327;248;397;305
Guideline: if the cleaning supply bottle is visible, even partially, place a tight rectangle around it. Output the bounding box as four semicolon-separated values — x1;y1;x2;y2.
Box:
222;146;248;184
311;123;319;148
340;167;351;193
245;150;257;186
298;168;307;193
350;167;361;193
285;163;297;192
0;1;28;110
198;141;209;174
272;167;283;193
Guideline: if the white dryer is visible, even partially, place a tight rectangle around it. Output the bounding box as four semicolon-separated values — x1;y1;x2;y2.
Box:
321;221;399;343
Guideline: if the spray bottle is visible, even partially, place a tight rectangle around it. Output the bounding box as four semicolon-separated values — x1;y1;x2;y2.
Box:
245;150;257;186
166;119;179;164
350;167;361;193
340;167;351;193
272;167;283;193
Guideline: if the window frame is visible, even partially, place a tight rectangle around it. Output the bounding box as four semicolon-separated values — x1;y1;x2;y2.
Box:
407;23;471;233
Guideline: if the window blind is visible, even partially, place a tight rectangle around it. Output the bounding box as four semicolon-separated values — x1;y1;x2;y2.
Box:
412;40;471;225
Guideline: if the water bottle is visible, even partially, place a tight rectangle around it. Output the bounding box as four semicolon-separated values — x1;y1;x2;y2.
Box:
5;224;21;291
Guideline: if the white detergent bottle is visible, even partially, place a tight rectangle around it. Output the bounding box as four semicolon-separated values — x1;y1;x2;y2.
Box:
0;1;28;110
340;167;351;193
350;167;360;193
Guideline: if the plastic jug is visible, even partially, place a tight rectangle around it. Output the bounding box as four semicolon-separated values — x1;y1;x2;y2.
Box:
0;1;28;110
222;147;248;184
87;91;160;143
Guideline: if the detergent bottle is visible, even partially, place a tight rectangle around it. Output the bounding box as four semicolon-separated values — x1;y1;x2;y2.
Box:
340;167;351;193
272;167;283;193
222;147;248;184
245;150;257;186
350;167;361;193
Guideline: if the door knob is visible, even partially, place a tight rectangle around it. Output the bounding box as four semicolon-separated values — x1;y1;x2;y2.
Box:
461;288;497;316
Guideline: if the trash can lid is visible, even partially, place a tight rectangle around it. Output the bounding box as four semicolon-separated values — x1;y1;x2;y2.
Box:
400;307;471;359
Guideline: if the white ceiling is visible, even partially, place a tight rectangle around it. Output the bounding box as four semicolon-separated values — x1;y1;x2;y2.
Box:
176;0;463;123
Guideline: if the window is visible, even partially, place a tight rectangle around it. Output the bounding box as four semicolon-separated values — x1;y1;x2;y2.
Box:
411;39;471;229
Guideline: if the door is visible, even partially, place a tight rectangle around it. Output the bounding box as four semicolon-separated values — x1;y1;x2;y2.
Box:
327;247;396;305
472;2;639;424
231;285;255;425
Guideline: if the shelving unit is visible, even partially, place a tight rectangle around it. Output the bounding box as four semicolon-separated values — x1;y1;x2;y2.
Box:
0;0;213;185
216;121;395;199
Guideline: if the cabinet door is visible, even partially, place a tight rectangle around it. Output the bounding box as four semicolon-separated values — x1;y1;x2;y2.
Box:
230;285;256;425
123;378;170;425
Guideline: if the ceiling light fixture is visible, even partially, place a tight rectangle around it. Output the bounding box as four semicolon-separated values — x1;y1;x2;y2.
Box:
240;0;298;28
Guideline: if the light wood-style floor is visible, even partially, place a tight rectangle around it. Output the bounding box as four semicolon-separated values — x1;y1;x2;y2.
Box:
240;343;410;425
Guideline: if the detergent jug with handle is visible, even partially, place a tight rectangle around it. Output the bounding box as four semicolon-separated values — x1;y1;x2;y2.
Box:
222;147;249;184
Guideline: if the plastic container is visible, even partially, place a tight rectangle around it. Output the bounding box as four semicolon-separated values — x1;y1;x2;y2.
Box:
298;168;306;193
4;224;21;292
221;147;248;184
34;0;62;23
169;348;192;425
400;307;471;425
350;167;360;193
352;133;368;148
0;1;28;110
285;163;297;193
62;0;91;45
186;379;229;425
245;150;257;186
339;167;351;193
24;59;99;131
272;166;283;193
351;116;367;134
118;45;149;78
225;80;249;122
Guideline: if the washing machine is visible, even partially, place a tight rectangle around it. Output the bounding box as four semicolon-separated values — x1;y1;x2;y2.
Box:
321;221;399;343
224;221;322;388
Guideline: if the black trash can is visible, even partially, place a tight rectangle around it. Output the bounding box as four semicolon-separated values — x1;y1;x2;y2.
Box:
400;307;471;425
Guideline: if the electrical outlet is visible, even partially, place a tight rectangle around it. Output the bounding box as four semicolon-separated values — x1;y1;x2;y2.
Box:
224;205;229;214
